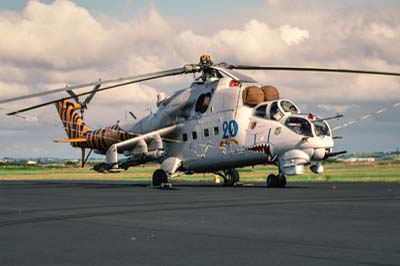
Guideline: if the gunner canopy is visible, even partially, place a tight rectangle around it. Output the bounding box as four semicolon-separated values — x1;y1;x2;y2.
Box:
285;117;332;137
313;120;331;136
285;117;313;137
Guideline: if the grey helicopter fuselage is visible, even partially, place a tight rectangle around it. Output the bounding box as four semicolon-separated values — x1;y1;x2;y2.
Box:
119;73;334;177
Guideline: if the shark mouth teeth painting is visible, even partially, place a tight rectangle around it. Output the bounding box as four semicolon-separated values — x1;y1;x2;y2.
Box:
246;143;270;154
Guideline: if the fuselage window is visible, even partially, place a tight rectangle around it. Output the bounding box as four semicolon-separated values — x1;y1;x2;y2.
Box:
192;131;198;140
285;117;313;137
255;104;268;118
204;128;209;137
213;126;219;135
183;133;188;142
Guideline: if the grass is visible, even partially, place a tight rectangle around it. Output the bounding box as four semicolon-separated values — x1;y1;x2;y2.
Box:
0;162;399;183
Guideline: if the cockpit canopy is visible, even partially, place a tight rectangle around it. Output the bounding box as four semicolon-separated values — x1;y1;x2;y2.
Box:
253;99;332;138
284;116;332;137
313;119;331;137
285;117;313;137
253;99;300;121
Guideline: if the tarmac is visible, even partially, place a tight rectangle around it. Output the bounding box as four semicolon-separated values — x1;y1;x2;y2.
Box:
0;181;399;266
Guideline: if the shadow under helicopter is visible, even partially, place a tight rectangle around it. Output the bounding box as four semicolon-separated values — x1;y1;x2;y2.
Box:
0;181;309;190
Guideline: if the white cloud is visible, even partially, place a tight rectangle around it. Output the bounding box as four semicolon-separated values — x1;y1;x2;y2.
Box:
175;19;289;64
0;0;400;156
95;84;160;105
0;0;108;69
370;23;395;39
0;81;30;99
279;25;309;46
318;104;357;113
1;0;399;105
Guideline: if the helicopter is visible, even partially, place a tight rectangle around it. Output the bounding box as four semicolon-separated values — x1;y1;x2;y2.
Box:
2;54;400;187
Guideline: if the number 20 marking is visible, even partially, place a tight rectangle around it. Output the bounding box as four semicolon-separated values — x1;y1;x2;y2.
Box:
222;120;239;139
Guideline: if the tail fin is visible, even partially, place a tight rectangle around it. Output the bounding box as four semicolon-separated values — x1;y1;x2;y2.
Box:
55;100;90;141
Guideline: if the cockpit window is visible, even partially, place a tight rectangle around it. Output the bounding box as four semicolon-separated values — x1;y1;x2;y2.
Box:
254;104;268;118
270;102;283;121
280;100;298;114
313;120;331;136
285;117;313;137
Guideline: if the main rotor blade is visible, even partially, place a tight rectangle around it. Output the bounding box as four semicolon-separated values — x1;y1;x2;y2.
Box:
227;65;400;77
66;89;79;103
6;68;187;116
0;67;188;105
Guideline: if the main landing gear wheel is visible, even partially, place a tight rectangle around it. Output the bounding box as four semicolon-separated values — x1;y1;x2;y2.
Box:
223;169;240;186
266;174;286;188
152;169;168;187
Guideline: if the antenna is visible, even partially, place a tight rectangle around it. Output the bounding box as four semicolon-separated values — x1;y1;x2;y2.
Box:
129;112;137;120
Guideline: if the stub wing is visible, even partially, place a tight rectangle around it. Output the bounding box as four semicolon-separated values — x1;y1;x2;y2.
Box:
93;124;181;173
114;124;180;154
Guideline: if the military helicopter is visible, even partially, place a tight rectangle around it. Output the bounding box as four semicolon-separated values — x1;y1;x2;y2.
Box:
2;55;400;187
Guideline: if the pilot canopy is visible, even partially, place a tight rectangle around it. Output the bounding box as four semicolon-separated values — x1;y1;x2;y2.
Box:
253;99;300;121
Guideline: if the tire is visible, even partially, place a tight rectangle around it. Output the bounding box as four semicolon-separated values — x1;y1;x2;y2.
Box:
229;169;240;183
152;169;168;186
267;174;276;187
224;169;240;186
278;174;287;188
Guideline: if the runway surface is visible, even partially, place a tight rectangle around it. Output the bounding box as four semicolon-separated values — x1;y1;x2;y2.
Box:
0;181;399;266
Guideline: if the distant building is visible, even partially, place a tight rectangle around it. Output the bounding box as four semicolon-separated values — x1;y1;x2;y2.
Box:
342;158;375;162
65;159;79;166
26;160;38;165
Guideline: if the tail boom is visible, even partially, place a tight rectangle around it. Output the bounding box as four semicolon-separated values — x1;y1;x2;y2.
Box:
55;100;133;151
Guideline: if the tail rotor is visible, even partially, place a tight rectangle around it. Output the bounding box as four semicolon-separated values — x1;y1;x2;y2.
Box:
66;83;101;119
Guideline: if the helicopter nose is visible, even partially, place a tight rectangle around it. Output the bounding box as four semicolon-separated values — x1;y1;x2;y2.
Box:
313;148;326;160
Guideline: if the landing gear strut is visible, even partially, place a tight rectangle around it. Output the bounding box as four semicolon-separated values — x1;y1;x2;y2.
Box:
152;169;169;187
222;169;240;186
266;173;286;188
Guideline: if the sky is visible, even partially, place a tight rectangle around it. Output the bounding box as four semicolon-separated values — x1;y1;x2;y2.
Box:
0;0;399;158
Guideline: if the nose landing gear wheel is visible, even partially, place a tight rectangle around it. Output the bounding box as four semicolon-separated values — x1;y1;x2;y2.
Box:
266;174;286;188
152;169;168;187
278;174;287;188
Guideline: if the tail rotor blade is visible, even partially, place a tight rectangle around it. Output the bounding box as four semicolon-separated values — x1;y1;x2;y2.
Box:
84;84;101;106
66;89;79;103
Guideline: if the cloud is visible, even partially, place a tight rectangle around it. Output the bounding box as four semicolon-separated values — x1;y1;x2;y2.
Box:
318;104;357;113
0;0;174;72
370;23;396;39
279;25;309;46
0;0;399;156
95;84;160;105
0;81;30;98
175;19;303;64
0;0;108;70
1;0;399;104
